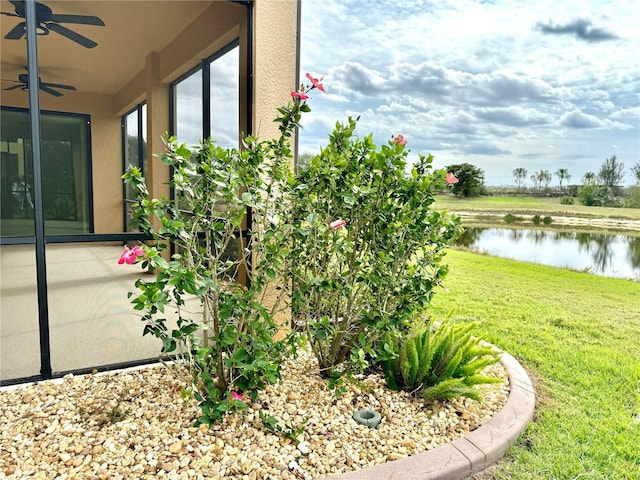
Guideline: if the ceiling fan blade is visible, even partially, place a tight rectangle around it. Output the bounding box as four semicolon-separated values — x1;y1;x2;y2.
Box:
49;13;104;26
0;11;20;17
39;85;63;97
4;22;25;40
41;82;76;91
47;22;97;48
4;84;25;91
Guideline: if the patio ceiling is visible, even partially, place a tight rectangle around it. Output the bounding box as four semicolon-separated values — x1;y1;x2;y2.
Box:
0;0;215;97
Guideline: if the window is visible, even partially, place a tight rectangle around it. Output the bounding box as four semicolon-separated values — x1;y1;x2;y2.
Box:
122;104;147;232
173;42;239;148
0;108;92;237
170;42;243;281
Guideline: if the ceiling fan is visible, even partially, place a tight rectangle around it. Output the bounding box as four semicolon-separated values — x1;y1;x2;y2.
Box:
4;73;76;97
1;0;105;48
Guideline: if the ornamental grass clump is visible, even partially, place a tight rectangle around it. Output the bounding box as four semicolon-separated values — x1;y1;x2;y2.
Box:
381;317;502;401
120;76;323;425
288;120;461;378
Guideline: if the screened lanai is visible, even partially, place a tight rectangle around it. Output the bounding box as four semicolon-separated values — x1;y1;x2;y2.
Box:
0;0;300;385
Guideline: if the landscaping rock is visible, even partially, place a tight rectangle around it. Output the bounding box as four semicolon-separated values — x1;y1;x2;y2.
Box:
0;349;508;479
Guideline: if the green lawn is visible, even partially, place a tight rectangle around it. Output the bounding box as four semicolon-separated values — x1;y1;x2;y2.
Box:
430;250;640;479
434;195;640;220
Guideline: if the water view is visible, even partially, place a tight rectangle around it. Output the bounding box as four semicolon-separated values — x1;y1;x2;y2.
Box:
456;227;640;281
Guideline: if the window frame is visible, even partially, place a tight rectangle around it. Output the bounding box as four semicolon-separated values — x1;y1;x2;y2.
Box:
121;102;147;232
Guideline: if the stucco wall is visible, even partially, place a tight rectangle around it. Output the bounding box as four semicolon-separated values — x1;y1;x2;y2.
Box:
253;0;300;140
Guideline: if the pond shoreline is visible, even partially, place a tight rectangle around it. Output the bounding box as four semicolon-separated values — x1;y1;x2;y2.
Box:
452;211;640;233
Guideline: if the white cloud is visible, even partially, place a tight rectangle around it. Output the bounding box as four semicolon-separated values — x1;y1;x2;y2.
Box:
299;0;640;185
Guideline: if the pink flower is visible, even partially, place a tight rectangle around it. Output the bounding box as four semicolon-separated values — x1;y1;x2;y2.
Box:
118;245;145;265
231;391;243;401
393;134;407;146
446;172;459;184
330;219;346;229
305;72;325;92
291;90;309;100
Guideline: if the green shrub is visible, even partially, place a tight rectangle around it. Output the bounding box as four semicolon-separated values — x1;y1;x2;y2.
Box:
543;216;553;225
560;196;575;205
504;213;523;224
624;186;640;208
381;317;502;401
578;184;622;207
289;120;461;378
121;80;320;424
532;214;541;225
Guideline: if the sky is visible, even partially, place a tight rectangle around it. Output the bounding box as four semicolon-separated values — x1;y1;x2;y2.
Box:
297;0;640;187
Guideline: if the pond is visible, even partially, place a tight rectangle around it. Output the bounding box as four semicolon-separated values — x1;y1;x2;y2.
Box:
456;227;640;281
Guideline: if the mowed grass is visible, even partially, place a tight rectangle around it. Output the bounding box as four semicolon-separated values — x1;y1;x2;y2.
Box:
434;195;640;220
430;250;640;479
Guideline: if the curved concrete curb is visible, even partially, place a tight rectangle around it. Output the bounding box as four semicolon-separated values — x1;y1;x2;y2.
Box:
322;352;535;480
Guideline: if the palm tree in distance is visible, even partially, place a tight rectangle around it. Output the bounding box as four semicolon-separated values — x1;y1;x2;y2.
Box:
582;172;596;185
537;170;552;191
513;167;527;191
555;168;571;192
530;174;539;190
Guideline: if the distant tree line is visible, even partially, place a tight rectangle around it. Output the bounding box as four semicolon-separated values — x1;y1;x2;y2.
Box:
512;167;572;192
510;155;640;208
299;150;640;207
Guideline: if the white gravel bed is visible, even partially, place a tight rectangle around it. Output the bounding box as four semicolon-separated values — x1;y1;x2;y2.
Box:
0;349;508;479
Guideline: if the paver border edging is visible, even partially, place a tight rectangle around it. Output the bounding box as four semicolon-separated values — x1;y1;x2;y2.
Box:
321;352;536;480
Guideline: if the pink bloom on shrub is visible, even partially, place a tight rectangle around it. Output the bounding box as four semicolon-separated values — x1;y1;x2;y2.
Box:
305;72;326;92
393;134;407;146
446;172;459;184
231;391;243;401
330;219;346;229
291;90;309;100
118;245;145;265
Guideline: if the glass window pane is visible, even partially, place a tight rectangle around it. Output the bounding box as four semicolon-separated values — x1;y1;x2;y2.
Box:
125;109;139;169
1;111;34;236
1;109;91;236
210;45;240;149
175;69;203;147
141;104;147;174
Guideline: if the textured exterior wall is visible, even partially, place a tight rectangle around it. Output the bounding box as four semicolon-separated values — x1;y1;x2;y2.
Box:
253;0;299;140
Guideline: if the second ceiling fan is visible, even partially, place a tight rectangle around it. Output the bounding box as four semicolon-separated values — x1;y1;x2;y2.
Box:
1;0;105;48
4;73;76;97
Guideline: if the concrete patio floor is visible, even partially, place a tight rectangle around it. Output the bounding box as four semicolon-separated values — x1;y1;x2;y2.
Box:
0;243;192;382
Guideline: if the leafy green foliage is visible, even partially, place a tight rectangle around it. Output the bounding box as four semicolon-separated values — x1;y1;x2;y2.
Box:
381;317;502;401
121;84;319;424
504;213;523;223
445;163;486;197
578;184;622;207
598;154;625;191
560;196;575;205
624;186;640;208
288;120;461;377
632;162;640;186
